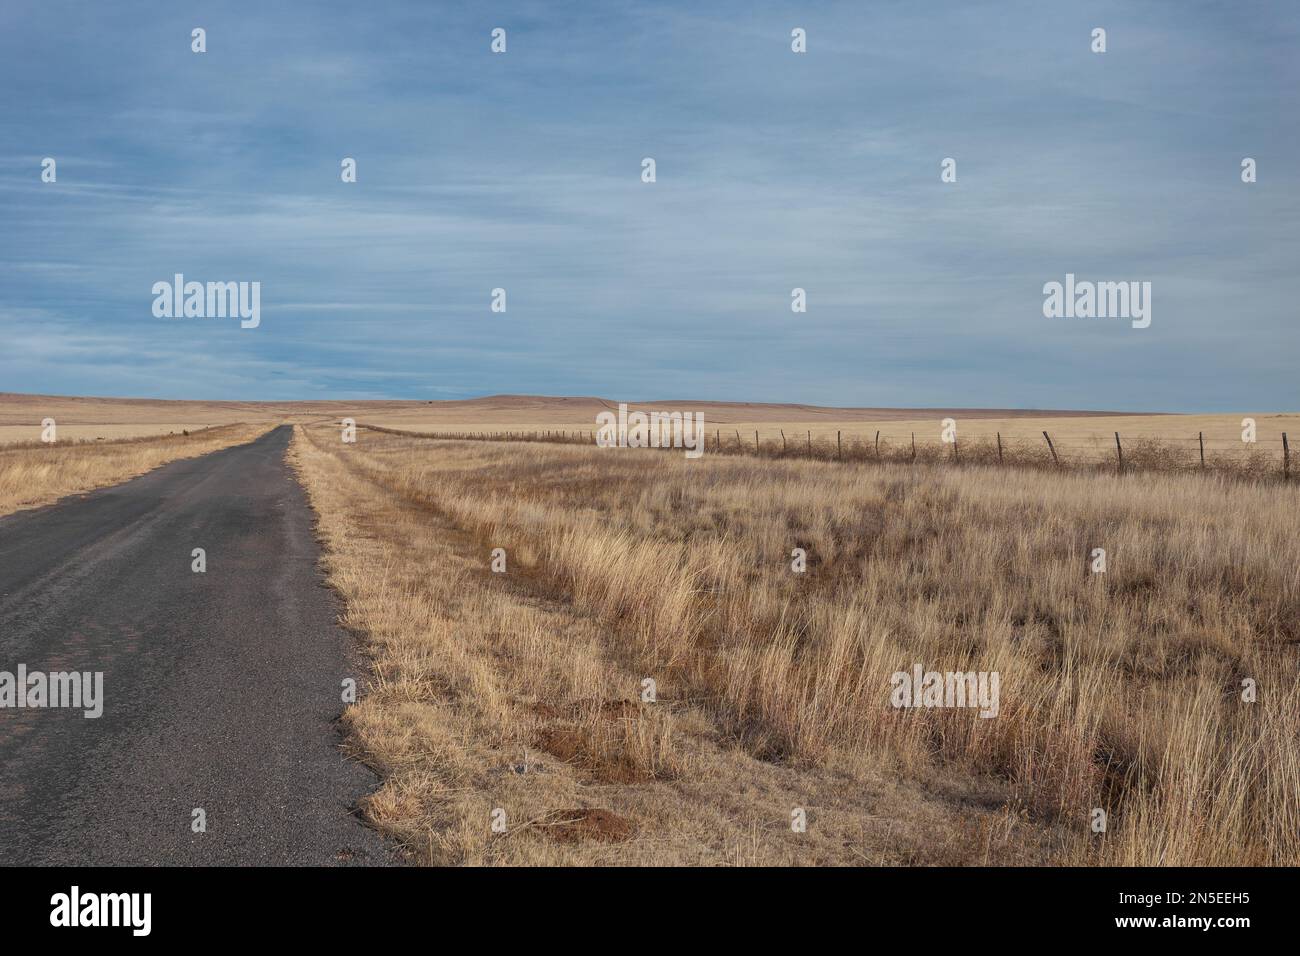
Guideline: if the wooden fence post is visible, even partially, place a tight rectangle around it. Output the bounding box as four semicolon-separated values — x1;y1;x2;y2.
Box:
807;431;811;455
1115;432;1123;471
1199;432;1205;469
755;430;760;453
1284;432;1291;481
875;430;880;459
996;432;1003;464
1043;431;1059;466
953;435;959;464
781;429;787;452
837;431;842;460
910;432;916;461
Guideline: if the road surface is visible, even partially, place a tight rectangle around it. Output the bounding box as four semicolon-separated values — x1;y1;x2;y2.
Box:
0;425;390;865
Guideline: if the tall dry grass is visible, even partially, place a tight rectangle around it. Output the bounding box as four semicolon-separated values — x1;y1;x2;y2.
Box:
0;424;275;517
295;423;1300;865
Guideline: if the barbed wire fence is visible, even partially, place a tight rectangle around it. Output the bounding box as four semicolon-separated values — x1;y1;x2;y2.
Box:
357;423;1293;482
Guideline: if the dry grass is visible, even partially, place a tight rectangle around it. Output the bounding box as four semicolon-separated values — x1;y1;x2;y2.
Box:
0;392;284;426
0;423;276;517
363;414;1298;475
11;389;1291;864
0;423;234;445
8;390;1291;467
293;423;1300;865
344;398;1297;470
292;425;1073;865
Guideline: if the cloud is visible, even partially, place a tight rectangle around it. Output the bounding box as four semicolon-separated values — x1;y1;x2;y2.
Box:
0;0;1296;409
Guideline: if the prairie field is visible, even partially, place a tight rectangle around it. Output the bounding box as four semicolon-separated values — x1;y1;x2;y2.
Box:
7;392;1293;468
5;391;1296;865
292;420;1300;866
351;399;1297;472
0;423;236;446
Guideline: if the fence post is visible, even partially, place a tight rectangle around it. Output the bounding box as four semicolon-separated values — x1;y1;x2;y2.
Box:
875;430;880;459
807;431;811;455
953;435;959;464
1115;432;1123;471
1284;432;1291;481
755;430;759;453
911;432;916;461
1043;430;1059;466
996;432;1003;464
1199;431;1205;469
781;429;787;453
837;431;842;460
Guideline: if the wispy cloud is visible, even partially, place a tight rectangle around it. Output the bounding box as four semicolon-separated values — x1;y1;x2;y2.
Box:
1;0;1296;409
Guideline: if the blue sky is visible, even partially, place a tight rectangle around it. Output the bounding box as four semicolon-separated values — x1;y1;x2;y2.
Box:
2;0;1296;410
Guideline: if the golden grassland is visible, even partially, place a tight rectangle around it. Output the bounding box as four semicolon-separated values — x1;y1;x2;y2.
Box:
364;419;1296;479
0;424;276;517
292;422;1300;866
349;400;1297;470
335;394;1297;454
7;391;1293;464
0;393;283;426
0;423;235;445
0;392;283;447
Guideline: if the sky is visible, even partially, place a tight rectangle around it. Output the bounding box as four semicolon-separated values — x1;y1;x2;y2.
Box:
1;0;1297;410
